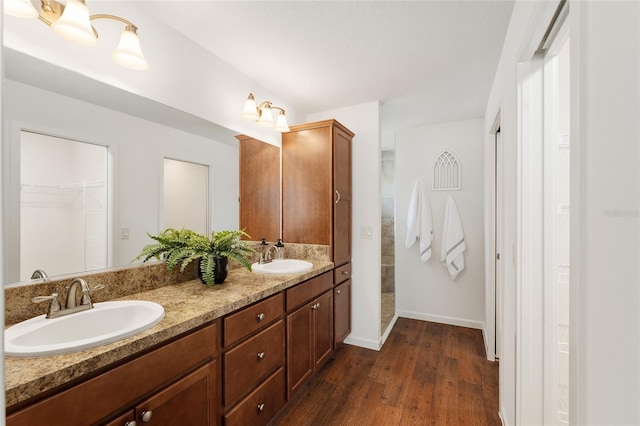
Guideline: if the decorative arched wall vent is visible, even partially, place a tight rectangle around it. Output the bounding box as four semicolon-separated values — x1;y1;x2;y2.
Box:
433;150;461;191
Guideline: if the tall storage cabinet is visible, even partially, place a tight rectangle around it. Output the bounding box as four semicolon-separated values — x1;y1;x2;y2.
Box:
282;119;354;266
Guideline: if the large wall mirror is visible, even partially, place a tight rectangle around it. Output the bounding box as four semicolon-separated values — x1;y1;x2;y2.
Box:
2;49;280;287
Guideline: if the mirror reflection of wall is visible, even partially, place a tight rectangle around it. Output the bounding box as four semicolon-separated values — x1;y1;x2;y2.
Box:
20;131;109;281
163;158;209;234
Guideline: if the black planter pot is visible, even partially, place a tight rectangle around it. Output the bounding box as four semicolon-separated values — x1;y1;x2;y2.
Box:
198;256;229;285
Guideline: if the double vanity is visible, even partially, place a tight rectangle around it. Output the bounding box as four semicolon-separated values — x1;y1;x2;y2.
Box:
5;253;350;425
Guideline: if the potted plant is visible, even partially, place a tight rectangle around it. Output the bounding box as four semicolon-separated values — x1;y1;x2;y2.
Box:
134;228;258;286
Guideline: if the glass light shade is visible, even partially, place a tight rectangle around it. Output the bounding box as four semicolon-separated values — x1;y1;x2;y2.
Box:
51;0;97;46
111;28;149;70
4;0;39;18
273;111;290;132
241;94;260;120
257;104;274;127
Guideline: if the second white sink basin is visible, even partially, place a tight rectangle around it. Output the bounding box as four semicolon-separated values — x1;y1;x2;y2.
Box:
4;300;165;357
252;259;313;275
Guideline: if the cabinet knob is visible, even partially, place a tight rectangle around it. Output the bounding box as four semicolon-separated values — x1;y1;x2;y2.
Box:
257;403;265;412
342;270;349;276
124;422;137;426
257;351;265;360
337;290;341;295
140;411;153;423
257;312;266;321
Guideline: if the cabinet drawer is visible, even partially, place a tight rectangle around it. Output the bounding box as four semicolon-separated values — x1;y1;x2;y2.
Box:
7;322;218;426
224;293;284;347
286;271;332;312
223;320;285;406
224;368;286;426
333;263;351;285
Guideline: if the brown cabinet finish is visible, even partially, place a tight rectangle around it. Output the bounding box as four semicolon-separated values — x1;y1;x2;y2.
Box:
223;293;284;347
6;322;219;426
223;320;285;406
223;368;286;426
286;289;334;397
334;279;352;346
135;362;218;426
333;263;351;285
285;271;332;312
237;135;280;242
282;120;354;266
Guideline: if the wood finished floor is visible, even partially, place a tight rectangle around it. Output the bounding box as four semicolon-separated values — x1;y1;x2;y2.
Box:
271;318;500;426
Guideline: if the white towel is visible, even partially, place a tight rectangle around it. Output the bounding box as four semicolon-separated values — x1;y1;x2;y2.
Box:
405;180;433;262
441;194;465;279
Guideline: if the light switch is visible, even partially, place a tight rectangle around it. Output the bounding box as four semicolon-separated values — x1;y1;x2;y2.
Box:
121;228;130;240
360;226;373;239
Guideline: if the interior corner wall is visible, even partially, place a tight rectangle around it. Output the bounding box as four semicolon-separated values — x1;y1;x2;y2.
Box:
395;118;485;330
307;101;382;350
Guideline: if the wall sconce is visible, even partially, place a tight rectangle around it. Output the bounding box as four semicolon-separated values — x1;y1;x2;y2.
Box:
241;93;290;133
4;0;149;70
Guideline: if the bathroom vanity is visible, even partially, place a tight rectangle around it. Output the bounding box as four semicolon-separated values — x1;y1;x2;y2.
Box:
5;260;341;425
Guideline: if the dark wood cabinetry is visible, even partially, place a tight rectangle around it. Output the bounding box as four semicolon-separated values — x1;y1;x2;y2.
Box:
286;271;334;397
7;323;219;426
282;119;354;266
222;294;286;425
237;135;280;241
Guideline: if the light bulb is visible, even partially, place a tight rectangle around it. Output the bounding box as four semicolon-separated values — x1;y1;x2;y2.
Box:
51;0;97;46
241;94;260;121
274;110;290;132
4;0;39;18
111;27;149;70
258;104;274;127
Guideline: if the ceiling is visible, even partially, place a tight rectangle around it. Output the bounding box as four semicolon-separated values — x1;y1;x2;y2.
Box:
141;1;514;148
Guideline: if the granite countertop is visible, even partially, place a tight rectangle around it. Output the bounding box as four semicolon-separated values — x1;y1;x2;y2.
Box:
5;261;333;408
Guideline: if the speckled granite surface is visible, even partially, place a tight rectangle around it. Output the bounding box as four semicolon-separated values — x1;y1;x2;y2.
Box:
5;257;333;408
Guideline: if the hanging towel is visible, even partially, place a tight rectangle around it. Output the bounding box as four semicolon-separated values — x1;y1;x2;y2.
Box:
441;194;465;279
405;180;433;262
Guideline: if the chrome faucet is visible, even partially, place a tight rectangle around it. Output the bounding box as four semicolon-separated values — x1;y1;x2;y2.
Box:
259;245;280;264
32;278;105;319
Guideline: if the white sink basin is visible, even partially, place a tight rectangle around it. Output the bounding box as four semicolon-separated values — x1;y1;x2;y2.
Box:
252;259;313;275
5;300;165;357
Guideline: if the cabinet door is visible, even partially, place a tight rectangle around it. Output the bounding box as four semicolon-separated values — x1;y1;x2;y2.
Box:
237;135;280;242
314;290;334;369
286;303;314;397
282;125;333;245
334;279;351;346
135;361;218;426
333;126;352;266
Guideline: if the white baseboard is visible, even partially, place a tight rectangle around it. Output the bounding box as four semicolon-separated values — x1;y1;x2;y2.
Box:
499;406;507;426
343;334;381;351
396;309;484;330
482;325;496;361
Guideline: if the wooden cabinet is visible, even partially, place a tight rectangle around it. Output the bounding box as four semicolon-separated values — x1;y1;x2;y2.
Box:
282;119;354;266
334;279;352;347
237;135;280;242
286;271;334;397
222;294;286;425
7;323;219;426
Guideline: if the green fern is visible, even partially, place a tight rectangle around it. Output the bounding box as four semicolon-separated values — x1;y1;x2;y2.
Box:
134;228;258;286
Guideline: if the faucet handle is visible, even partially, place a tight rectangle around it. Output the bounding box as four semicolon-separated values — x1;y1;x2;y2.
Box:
32;293;61;318
81;284;105;305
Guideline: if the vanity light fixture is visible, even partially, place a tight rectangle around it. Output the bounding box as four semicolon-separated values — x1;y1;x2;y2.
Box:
241;93;290;133
4;0;149;70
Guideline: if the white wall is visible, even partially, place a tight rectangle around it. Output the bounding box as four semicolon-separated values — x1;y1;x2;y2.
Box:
307;101;382;350
395;119;485;329
485;1;640;425
571;2;640;424
3;80;239;283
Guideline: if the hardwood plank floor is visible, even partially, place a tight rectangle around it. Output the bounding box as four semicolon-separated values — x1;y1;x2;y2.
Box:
271;318;500;426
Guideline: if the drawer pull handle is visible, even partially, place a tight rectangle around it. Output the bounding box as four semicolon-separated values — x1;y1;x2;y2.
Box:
257;351;265;359
257;403;265;412
257;312;266;321
335;190;341;204
337;290;341;295
141;410;153;423
342;270;349;276
311;303;317;310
